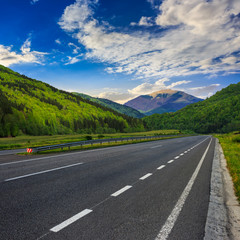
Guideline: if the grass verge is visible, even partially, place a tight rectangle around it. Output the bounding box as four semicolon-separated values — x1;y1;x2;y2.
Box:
20;135;187;155
0;129;182;150
215;132;240;202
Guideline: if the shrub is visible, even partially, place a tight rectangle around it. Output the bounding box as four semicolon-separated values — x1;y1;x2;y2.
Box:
85;135;92;140
98;134;105;139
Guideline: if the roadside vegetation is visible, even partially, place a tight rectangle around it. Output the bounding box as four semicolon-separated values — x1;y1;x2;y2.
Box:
29;134;186;155
0;129;182;150
215;132;240;201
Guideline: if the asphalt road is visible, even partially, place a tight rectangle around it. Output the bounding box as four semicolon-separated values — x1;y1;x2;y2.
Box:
0;148;26;156
0;135;214;240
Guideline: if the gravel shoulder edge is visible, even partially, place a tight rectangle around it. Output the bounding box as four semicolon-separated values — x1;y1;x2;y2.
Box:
204;138;240;239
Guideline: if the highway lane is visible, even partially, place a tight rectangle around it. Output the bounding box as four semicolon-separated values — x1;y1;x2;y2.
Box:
0;136;214;239
0;148;26;156
0;136;206;180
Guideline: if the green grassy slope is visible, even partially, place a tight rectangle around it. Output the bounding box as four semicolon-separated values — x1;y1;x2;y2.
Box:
0;65;144;137
143;82;240;133
73;93;145;118
215;132;240;201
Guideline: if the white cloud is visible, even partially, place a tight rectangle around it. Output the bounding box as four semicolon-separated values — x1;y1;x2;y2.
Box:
139;16;153;26
98;91;134;104
68;42;81;54
0;38;46;67
131;16;154;27
30;0;39;4
58;0;97;32
146;0;160;8
187;84;221;99
65;54;83;65
128;78;191;95
55;39;61;45
146;0;155;4
58;0;240;80
156;0;240;37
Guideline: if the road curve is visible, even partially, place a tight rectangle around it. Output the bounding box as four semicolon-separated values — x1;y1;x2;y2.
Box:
0;135;214;240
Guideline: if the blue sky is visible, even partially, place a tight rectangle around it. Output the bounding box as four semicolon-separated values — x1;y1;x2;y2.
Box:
0;0;240;103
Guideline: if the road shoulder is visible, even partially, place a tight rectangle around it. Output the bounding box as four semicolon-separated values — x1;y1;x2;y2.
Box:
204;138;240;240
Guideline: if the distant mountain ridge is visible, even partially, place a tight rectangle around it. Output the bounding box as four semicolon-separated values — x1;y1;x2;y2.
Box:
124;89;203;115
143;82;240;133
73;93;145;118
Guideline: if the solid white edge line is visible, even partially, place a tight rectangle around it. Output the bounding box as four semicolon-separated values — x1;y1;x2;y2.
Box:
157;165;166;170
167;160;174;164
50;209;92;233
111;185;132;197
155;138;212;240
139;173;152;180
4;162;83;182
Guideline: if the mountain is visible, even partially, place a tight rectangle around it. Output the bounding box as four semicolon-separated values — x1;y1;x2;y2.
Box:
143;83;240;133
0;65;144;137
124;89;203;115
73;93;145;118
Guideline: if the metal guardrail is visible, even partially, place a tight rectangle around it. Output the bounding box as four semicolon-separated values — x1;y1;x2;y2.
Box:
28;135;177;153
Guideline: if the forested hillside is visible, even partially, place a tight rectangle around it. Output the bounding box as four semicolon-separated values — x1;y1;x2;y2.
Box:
73;93;145;118
143;83;240;133
0;65;144;137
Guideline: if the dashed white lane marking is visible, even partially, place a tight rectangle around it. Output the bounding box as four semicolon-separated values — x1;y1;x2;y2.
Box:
155;138;212;240
50;209;92;233
174;156;180;159
184;151;188;153
4;162;83;182
151;145;162;149
157;165;166;170
167;160;174;164
139;173;152;180
111;185;132;197
180;153;184;156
